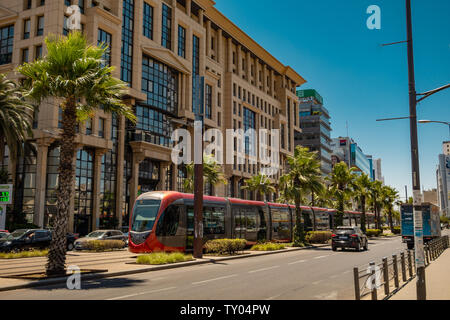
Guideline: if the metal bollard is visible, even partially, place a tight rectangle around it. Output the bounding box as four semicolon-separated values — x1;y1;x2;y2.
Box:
370;262;377;300
401;252;407;282
383;257;389;296
353;267;360;300
425;246;429;266
407;250;413;279
393;254;399;288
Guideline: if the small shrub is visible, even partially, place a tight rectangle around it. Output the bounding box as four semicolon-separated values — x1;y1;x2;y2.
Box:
250;243;286;251
305;231;333;244
392;227;401;234
83;240;125;252
136;252;193;265
203;239;246;255
0;249;48;259
366;229;383;237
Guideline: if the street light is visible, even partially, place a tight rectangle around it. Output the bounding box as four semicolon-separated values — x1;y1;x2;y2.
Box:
418;120;450;138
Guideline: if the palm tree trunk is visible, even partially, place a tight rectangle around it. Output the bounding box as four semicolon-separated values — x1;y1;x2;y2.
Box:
46;99;77;276
361;196;366;233
388;208;394;233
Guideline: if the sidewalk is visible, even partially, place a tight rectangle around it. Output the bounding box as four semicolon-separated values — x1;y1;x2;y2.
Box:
0;244;329;292
390;248;450;300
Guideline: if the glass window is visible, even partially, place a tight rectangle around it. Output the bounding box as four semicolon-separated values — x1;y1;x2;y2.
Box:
35;45;43;59
177;25;186;58
204;207;225;235
98;118;105;138
98;28;112;67
156;205;180;236
24;19;31;39
85;118;92;135
37;16;44;36
143;2;153;39
131;199;161;232
243;107;255;155
121;0;134;85
192;35;200;113
161;4;172;50
22;48;29;63
205;84;212;119
78;0;85;13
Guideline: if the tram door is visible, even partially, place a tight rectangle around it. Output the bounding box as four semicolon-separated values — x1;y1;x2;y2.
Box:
186;206;194;251
233;208;246;239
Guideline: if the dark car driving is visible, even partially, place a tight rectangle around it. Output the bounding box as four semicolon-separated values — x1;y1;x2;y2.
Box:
332;226;368;252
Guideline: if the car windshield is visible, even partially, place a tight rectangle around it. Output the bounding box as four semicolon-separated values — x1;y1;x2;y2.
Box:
336;228;355;234
86;231;106;238
131;199;161;232
4;230;28;240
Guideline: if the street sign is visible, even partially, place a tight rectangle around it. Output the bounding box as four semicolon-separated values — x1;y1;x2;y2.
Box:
0;184;12;205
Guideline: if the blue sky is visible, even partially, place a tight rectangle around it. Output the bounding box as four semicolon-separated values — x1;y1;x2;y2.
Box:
215;0;450;200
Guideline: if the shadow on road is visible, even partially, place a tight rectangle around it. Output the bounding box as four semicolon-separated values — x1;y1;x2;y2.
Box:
29;277;146;291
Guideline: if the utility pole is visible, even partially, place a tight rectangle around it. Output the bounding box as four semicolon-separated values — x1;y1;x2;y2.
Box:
193;76;205;259
405;0;426;300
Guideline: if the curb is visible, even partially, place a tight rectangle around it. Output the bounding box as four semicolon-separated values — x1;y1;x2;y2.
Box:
0;244;329;292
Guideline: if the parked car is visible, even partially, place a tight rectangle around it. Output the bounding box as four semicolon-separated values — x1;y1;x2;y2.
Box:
0;229;52;252
65;232;79;251
332;226;368;252
123;232;129;246
74;230;127;250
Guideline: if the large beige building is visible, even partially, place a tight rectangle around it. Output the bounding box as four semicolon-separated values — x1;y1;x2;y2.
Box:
0;0;306;234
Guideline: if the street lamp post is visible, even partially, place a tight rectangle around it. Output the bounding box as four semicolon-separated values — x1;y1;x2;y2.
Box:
418;120;450;138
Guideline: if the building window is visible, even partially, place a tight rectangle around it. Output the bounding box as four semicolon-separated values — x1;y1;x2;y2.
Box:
74;148;94;234
35;45;43;59
121;0;134;85
98;28;112;66
143;2;153;39
142;55;178;114
37;16;44;36
23;19;31;39
64;0;71;6
85;118;92;135
25;0;32;9
217;92;221;107
192;35;200;114
40;0;46;6
161;4;172;50
217;112;221;126
177;25;186;58
243;107;256;155
63;16;69;36
134;106;173;148
205;84;212;119
22;48;29;63
78;0;85;13
98;118;105;138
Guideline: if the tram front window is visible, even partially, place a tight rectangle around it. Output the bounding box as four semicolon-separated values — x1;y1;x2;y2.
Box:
131;199;161;232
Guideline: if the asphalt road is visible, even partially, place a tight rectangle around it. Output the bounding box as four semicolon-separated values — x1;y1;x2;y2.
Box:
0;235;410;300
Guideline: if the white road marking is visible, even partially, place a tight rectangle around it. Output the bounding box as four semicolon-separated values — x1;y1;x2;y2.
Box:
315;290;338;300
343;270;351;274
107;286;177;300
288;259;306;265
248;266;280;274
265;293;283;300
329;274;339;279
191;274;237;285
312;279;324;285
314;255;327;259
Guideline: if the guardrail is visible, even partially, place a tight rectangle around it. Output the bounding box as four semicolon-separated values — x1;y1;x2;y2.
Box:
353;235;449;300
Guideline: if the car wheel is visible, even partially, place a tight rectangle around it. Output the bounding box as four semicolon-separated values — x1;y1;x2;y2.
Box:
67;242;74;251
332;246;337;251
355;243;361;252
364;241;368;251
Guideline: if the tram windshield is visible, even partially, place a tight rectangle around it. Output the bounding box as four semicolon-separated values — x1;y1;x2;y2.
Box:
131;199;161;232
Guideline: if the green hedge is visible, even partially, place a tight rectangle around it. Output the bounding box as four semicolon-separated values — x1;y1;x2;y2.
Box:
393;226;401;234
250;243;286;251
0;249;48;259
136;252;193;265
83;240;126;252
204;239;246;255
366;229;383;237
305;231;333;244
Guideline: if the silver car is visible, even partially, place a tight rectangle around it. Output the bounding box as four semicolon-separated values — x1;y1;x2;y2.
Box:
74;230;127;250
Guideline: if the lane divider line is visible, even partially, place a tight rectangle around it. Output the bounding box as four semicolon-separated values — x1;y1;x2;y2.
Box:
248;266;280;274
107;286;177;300
191;274;238;285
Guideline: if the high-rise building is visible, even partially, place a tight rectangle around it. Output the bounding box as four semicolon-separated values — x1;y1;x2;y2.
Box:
295;89;332;175
373;158;385;184
443;141;450;155
437;151;450;217
330;137;372;178
0;0;306;234
422;189;438;207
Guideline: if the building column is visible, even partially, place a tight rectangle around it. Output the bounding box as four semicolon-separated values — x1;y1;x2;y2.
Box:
157;162;170;191
115;116;126;229
129;152;146;212
206;20;211;58
33;138;54;228
198;9;204;27
227;37;233;73
92;148;108;232
186;0;191;17
217;29;222;64
236;44;242;76
262;64;267;92
246;51;251;81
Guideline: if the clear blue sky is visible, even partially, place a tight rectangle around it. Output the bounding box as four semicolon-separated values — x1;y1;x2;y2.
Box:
215;0;450;200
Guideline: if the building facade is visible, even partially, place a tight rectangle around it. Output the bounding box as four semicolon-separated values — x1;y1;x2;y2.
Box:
330;137;372;178
295;89;332;175
437;153;450;217
0;0;306;234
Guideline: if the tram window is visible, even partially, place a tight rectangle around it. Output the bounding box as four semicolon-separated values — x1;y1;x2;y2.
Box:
131;199;161;232
204;207;225;234
245;210;258;232
156;205;180;236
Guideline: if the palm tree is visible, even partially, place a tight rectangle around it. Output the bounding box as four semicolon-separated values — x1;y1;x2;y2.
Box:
368;180;383;230
381;185;399;233
327;162;356;228
17;32;136;276
352;173;372;233
242;173;276;201
0;73;34;165
280;146;324;245
183;153;227;194
308;187;331;231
